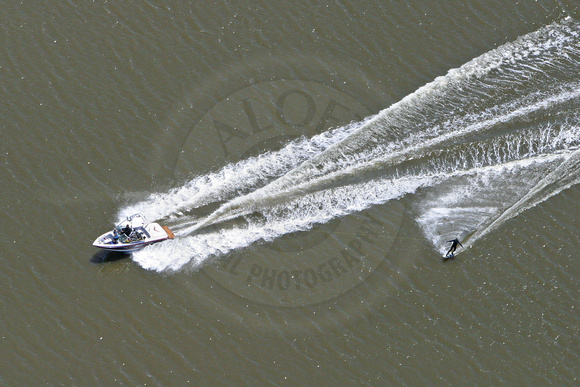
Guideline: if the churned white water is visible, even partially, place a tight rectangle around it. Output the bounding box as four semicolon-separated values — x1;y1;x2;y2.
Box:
124;19;580;271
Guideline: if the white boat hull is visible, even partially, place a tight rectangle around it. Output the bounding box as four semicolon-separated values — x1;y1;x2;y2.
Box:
93;214;174;252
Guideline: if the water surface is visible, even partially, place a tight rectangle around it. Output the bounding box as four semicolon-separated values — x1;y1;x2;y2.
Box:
1;1;578;384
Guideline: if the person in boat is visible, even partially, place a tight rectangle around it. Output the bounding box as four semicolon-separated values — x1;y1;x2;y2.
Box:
112;228;119;244
122;224;132;237
445;238;463;258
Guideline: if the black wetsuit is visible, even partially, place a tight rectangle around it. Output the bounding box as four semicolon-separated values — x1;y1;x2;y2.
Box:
446;238;463;257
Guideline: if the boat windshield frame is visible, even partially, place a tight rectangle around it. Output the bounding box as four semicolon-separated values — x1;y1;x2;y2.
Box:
115;213;147;230
113;213;149;242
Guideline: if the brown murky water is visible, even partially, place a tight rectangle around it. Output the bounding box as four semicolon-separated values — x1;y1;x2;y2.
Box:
1;1;578;384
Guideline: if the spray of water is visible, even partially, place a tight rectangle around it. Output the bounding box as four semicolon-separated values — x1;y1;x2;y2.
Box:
122;18;580;271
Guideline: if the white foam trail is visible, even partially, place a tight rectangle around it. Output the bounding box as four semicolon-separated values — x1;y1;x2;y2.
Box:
118;120;366;222
183;17;580;232
186;86;580;234
122;19;580;272
460;148;580;251
414;151;576;255
133;175;429;272
133;151;572;272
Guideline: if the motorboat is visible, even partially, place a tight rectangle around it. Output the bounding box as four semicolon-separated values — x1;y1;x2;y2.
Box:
92;213;174;252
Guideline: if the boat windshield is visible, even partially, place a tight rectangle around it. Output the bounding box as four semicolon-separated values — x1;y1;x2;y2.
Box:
114;214;148;243
116;213;147;229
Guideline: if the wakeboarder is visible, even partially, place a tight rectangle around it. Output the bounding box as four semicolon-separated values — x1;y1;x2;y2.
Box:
445;238;463;258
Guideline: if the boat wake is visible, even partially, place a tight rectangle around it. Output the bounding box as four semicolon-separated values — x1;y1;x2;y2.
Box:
120;18;580;272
